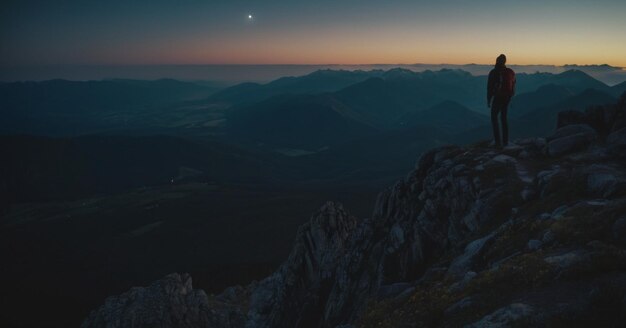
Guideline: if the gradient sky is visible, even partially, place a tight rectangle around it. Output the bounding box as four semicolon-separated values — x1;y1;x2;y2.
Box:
2;0;626;67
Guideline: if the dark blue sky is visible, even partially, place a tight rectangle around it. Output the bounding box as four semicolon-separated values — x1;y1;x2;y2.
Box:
2;0;625;67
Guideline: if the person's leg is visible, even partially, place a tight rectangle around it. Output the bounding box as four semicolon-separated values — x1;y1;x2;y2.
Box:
491;101;501;147
501;99;509;146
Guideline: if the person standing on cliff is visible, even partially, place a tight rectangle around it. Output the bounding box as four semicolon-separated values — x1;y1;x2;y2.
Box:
487;54;516;148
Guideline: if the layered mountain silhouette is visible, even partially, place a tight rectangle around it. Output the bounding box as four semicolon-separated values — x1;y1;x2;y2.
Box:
396;100;488;132
226;93;377;150
208;69;383;106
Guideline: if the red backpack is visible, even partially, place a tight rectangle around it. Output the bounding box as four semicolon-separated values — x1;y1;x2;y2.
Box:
497;68;515;97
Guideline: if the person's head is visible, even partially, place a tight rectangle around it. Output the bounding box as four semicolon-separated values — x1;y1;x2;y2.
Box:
496;54;507;67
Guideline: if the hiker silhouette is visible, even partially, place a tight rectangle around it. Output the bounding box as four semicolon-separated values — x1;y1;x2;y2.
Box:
487;54;516;147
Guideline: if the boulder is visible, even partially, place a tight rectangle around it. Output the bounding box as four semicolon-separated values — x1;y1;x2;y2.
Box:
547;124;596;141
587;172;618;198
544;250;590;270
551;205;569;220
557;105;619;138
444;296;476;316
546;124;597;156
547;124;597;156
447;232;496;276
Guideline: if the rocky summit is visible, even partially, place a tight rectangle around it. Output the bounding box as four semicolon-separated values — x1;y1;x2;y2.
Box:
83;95;626;327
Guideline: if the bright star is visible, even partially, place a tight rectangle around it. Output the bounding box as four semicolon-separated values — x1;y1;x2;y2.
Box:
248;14;253;19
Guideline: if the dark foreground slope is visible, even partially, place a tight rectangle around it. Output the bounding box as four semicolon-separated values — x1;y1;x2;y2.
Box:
83;95;626;327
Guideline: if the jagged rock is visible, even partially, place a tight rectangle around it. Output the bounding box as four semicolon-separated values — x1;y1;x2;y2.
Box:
489;251;522;271
444;296;476;316
542;230;556;244
466;303;536;327
487;154;516;166
544;250;591;270
557;107;615;139
551;205;569;220
216;285;246;303
547;124;597;156
536;166;563;198
586;199;609;206
81;273;244;328
587;172;617;198
246;201;357;328
449;271;477;293
527;239;543;251
448;232;496;276
585;164;626;198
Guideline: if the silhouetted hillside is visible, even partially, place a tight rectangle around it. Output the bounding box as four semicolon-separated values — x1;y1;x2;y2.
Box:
208;69;382;106
510;84;575;118
395;100;488;132
613;81;626;96
226;94;377;150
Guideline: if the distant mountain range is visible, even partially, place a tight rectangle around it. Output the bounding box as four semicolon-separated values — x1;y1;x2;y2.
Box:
2;67;625;197
5;63;624;85
224;68;623;151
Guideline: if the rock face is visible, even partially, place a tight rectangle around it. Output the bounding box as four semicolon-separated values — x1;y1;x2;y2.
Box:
546;124;597;156
246;202;357;328
81;273;245;328
83;95;626;328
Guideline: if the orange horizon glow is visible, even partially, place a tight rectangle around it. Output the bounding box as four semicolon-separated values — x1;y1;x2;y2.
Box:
3;1;625;69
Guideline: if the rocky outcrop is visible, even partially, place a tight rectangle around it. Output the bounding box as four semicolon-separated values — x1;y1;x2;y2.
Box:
546;124;597;156
81;273;245;328
246;202;357;328
557;91;626;139
84;95;626;327
556;91;626;158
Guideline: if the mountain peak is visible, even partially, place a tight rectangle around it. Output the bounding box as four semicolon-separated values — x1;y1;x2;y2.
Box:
382;67;418;80
558;68;591;77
